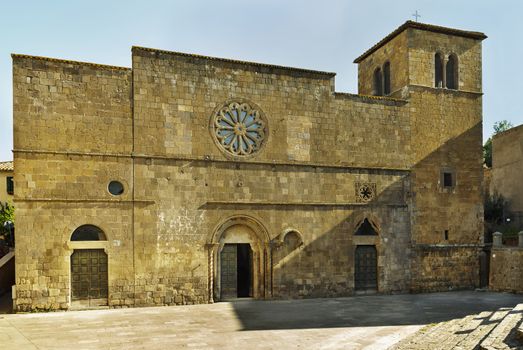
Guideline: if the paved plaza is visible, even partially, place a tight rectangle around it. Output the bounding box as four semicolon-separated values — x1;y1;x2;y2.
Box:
1;291;522;349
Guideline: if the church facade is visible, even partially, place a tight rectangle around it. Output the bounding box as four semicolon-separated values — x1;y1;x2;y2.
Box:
12;21;486;311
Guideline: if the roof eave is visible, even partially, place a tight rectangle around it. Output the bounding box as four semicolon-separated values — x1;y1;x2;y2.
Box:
353;21;487;64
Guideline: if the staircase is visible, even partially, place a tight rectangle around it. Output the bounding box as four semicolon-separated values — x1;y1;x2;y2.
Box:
0;249;14;295
390;303;523;350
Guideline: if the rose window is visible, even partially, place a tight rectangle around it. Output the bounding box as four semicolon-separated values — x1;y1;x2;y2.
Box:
212;101;267;157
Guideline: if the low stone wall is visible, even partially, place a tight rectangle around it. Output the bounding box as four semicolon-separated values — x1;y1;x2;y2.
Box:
490;247;523;293
410;245;481;293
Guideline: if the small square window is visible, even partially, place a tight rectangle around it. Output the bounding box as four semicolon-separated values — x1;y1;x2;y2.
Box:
440;168;455;189
6;176;13;195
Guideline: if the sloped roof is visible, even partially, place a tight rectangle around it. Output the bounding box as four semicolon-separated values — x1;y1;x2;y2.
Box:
0;161;13;172
354;21;487;63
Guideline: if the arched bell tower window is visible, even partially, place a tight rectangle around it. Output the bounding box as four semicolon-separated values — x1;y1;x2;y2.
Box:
71;225;106;241
373;68;383;96
383;61;391;95
446;54;458;90
435;53;444;88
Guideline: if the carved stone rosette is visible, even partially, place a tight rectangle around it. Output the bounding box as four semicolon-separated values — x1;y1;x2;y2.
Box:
355;182;377;203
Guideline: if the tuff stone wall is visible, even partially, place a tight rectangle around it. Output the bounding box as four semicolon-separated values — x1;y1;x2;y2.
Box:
12;57;134;311
406;32;484;289
358;27;484;290
132;48;410;169
12;21;486;311
491;124;523;226
408;30;482;92
12;56;132;154
410;246;481;292
357;31;409;97
489;248;523;293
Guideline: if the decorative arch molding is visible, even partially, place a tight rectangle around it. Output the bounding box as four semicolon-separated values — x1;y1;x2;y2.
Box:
206;214;272;303
352;212;381;235
208;214;271;245
274;228;304;247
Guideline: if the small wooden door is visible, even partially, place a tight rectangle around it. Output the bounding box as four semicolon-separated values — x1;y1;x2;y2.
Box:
220;244;238;299
71;249;108;306
354;245;377;291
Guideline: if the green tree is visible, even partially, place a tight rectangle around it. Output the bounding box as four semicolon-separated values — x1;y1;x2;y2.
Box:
0;202;14;241
484;192;507;224
483;120;514;167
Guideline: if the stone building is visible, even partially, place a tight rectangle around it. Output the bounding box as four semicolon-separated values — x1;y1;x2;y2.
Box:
11;21;486;311
491;124;523;226
0;161;14;205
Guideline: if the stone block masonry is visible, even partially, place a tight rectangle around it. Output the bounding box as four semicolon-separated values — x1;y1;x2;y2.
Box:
12;21;486;311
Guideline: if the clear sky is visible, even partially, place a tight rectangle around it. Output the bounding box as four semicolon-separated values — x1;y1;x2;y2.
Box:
1;0;522;161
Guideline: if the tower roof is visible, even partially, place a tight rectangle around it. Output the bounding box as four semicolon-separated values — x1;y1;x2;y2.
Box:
354;21;487;63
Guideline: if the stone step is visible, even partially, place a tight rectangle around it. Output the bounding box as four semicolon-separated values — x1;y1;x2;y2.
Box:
479;304;523;350
517;321;523;343
390;307;515;350
456;308;515;350
452;311;498;350
390;316;483;350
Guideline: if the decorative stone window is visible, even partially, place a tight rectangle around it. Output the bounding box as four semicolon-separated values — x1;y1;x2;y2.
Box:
211;101;268;158
108;181;124;196
434;52;458;90
355;182;376;203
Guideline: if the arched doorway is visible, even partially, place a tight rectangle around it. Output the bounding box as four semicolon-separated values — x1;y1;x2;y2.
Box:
208;215;271;302
70;225;108;308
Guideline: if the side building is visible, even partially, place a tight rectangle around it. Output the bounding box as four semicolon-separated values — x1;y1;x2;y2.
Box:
0;161;14;205
12;21;485;311
491;124;523;226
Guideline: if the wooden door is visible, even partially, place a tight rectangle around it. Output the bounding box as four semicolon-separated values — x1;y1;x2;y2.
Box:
71;249;108;306
220;244;237;299
354;245;377;291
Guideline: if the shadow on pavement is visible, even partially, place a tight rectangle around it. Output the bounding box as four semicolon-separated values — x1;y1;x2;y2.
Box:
230;291;523;331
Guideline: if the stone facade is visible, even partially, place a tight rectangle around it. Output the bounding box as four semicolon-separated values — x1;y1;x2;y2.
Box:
491;124;523;226
12;21;486;311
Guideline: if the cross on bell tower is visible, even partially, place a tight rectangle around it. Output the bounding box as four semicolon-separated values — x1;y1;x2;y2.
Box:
412;10;421;22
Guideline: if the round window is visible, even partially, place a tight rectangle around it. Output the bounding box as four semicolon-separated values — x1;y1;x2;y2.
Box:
211;101;268;157
108;181;124;196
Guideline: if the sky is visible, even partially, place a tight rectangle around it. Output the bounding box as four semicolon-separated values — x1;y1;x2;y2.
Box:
0;0;522;161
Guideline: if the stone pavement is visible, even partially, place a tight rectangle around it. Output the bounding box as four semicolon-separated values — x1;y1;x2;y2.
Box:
391;303;523;350
0;291;522;350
